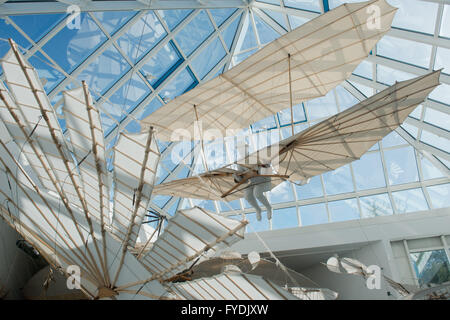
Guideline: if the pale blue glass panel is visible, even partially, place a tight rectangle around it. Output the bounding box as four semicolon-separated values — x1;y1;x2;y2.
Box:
335;86;359;111
437;156;450;170
254;14;280;45
348;81;374;98
251;115;277;132
28;51;65;93
191;37;226;79
135;98;163;120
377;64;415;85
300;203;328;226
427;183;450;209
192;199;217;212
295;175;323;200
233;48;258;66
92;11;136;35
152;195;171;208
245;212;270;232
429;83;450;105
329;0;363;9
175;10;214;56
392;188;428;213
236;14;258;52
387;0;438;35
221;14;241;51
159;68;196;101
261;9;288;30
124;120;141;134
140;41;182;88
288;15;309;29
272;207;298;230
219;200;241;211
424;108;450;131
352;152;386;190
382;130;407;148
360;193;393;218
11;13;65;42
384;146;419;185
328;198;360;222
284;0;321;12
435;47;450;75
377;36;432;68
305;90;338;120
440;5;450;38
410;249;450;287
165;199;181;216
353;60;372;79
421;156;445;180
278;103;306;126
401;123;418;139
209;8;236;27
421;130;450;153
158;9;192;31
410;105;422;120
0;19;30;61
99;112;116;136
267;181;295;204
117;11;166;64
78;45;130;95
256;0;280;4
43;13;107;72
323;165;354;195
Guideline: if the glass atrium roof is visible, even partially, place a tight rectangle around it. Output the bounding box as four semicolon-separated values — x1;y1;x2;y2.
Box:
0;0;449;233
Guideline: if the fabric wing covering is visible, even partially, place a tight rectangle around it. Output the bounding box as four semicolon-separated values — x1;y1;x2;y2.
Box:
152;71;441;201
141;0;397;141
136;206;248;281
165;272;299;300
0;41;167;300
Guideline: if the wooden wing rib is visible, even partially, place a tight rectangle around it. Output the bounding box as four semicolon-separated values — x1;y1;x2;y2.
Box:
142;0;397;141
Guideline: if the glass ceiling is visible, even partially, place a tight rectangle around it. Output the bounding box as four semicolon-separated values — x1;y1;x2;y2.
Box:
0;0;449;233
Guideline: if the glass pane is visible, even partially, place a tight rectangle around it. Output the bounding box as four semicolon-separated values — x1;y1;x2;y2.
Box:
360;193;393;218
382;130;407;148
305;90;338;120
427;183;450;209
353;60;372;79
267;181;295;204
219;200;241;211
158;9;192;31
295;175;323;200
424;108;450;131
421;156;446;180
272;207;298;230
191;37;226;79
429;83;450;106
328;198;360;222
421;130;450;153
388;0;438;35
251;115;277;132
245;212;270;232
93;11;136;36
159;68;196;102
277;103;306;126
254;14;280;45
28;51;65;93
349;80;374;98
0;18;31;61
335;86;359;111
435;47;450;75
439;4;450;38
261;9;288;30
392;188;428;213
209;8;236;27
283;0;321;12
384;146;419;185
377;36;432;69
323;165;354;195
410;249;450;287
11;13;66;43
300;203;328;226
377;64;415;86
175;10;214;57
235;13;258;53
288;15;309;29
221;14;241;51
117;11;166;64
352;152;386;190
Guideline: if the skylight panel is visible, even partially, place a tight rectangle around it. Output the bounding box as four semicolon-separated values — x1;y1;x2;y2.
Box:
209;8;237;27
235;13;258;53
426;183;450;209
295;175;323;200
256;0;281;5
28;51;65;93
250;115;277;133
353;60;373;80
421;130;450;153
117;11;166;64
272;207;298;230
384;146;419;185
158;9;193;31
175;10;214;57
245;212;270;232
0;19;30;63
359;193;393;218
440;5;450;38
424;108;450;131
140;41;183;88
376;64;415;85
409;105;422;120
191;37;226;79
421;157;446;180
268;181;295;204
42;13;107;72
392;188;428;213
232;48;258;66
435;47;450;75
299;203;328;226
388;0;438;35
11;13;66;43
329;198;360;222
429;83;450;105
323;165;354;195
283;0;322;13
254;13;280;45
377;36;432;69
261;9;288;30
135;97;163;120
288;15;309;29
221;13;241;51
219;200;242;212
401;122;418;138
328;0;364;10
304;89;338;120
335;86;359;111
348;80;374;97
352;152;386;190
277;103;306;126
159;67;197;102
382;130;407;148
92;11;136;36
77;45;131;95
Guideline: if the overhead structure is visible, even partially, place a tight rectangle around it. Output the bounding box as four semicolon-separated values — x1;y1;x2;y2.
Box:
141;0;397;141
152;71;441;201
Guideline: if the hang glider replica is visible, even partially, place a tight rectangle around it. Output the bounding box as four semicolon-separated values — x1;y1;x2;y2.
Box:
141;0;398;141
152;70;442;202
0;40;337;300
